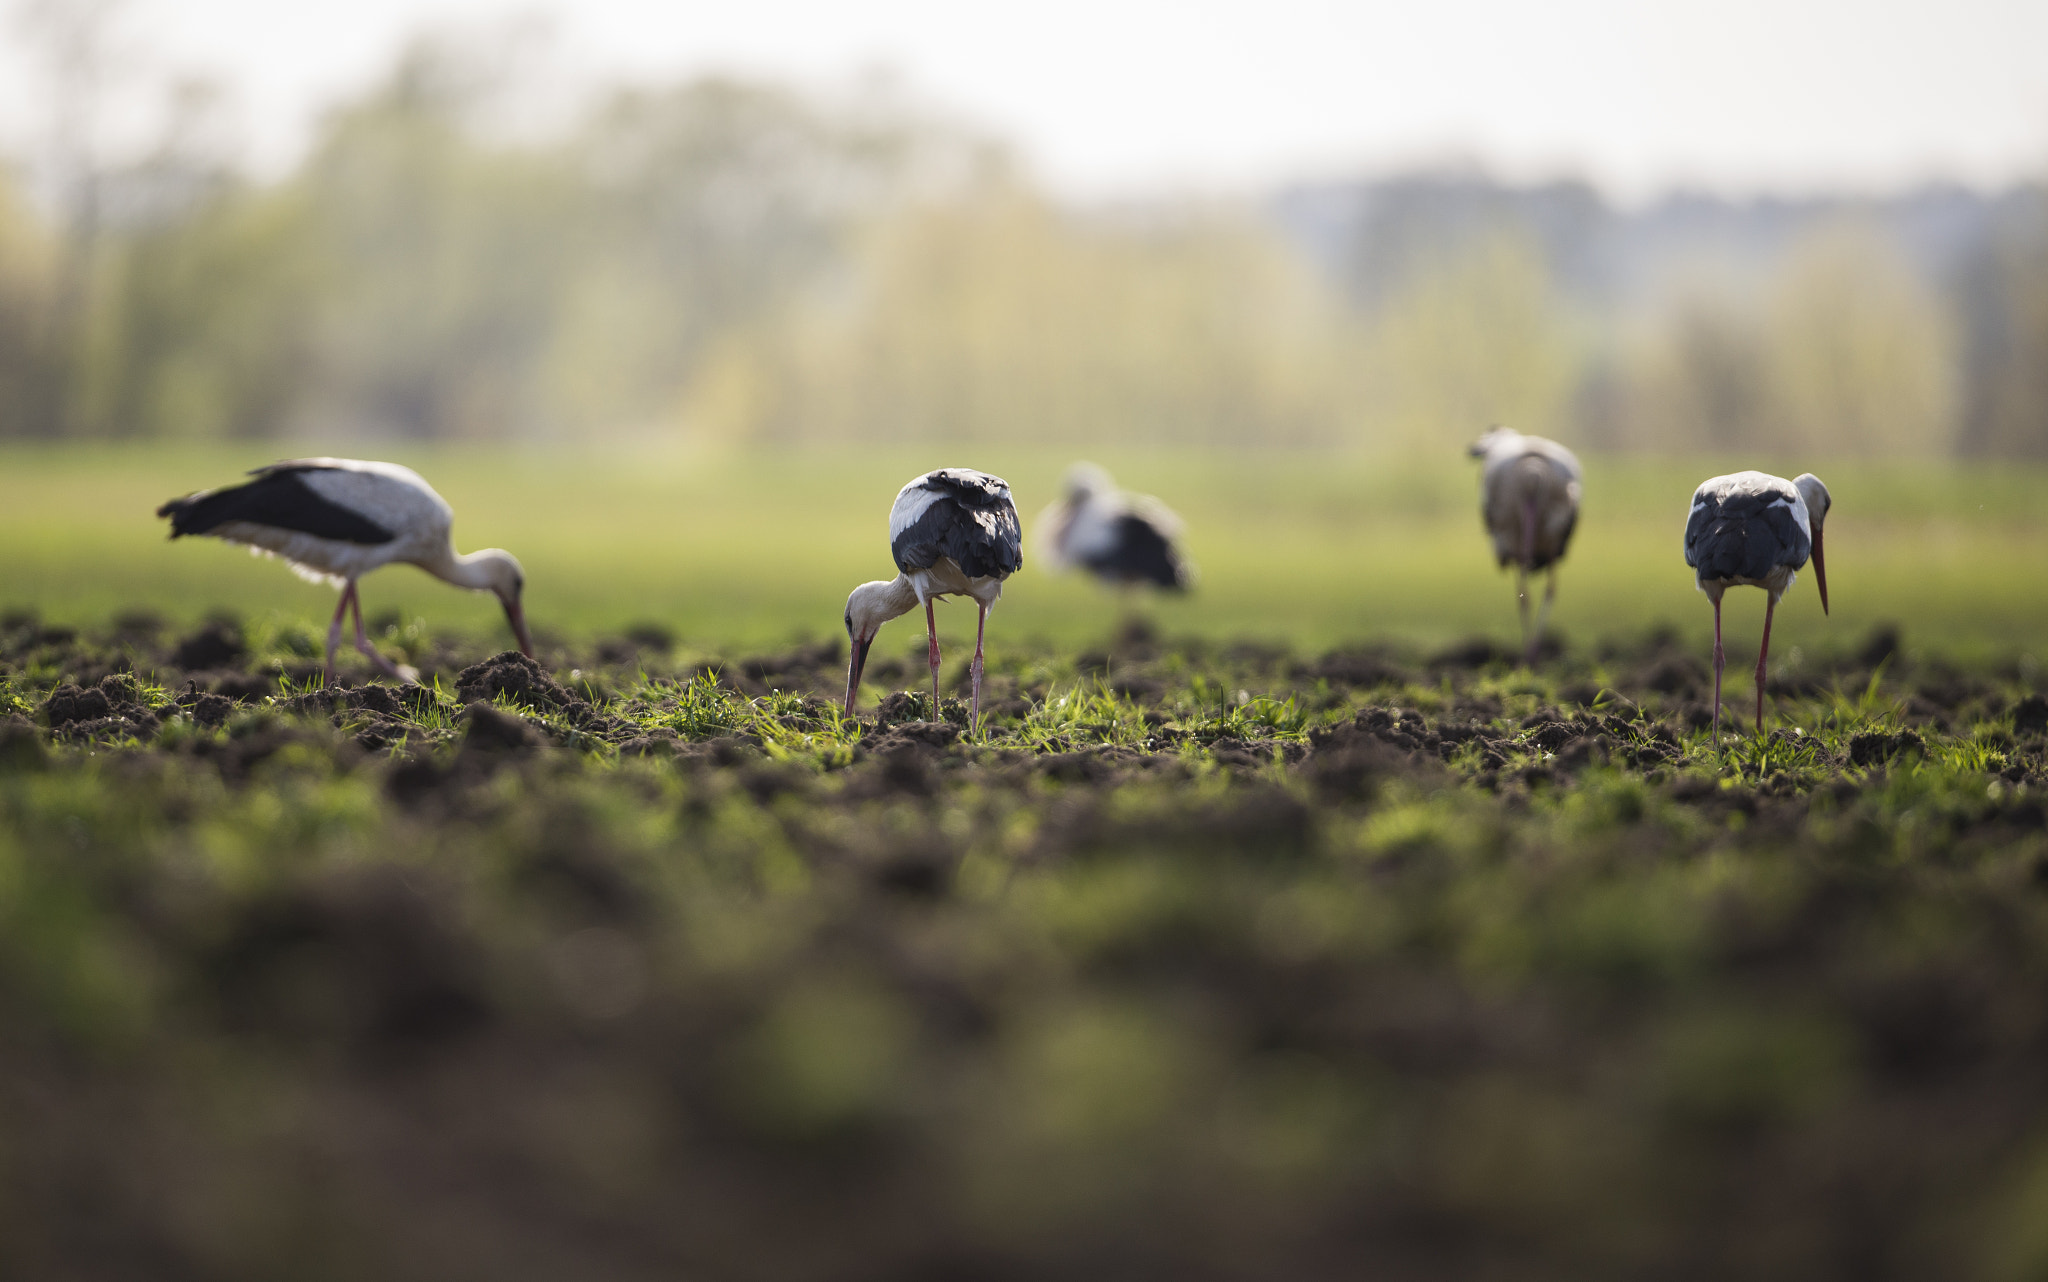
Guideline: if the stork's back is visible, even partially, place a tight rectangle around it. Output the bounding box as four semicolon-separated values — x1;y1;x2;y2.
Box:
1482;448;1581;570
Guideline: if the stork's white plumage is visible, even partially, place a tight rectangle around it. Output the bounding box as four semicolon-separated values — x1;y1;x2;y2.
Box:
1683;470;1833;741
1036;463;1194;592
843;468;1023;728
1469;427;1582;664
157;458;533;685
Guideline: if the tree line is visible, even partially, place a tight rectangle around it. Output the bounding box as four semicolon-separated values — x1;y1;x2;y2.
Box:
1;35;2044;456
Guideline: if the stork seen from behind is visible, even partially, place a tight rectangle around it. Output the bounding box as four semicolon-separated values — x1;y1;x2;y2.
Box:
843;468;1023;729
157;458;534;685
1470;427;1582;664
1035;462;1194;593
1684;470;1832;741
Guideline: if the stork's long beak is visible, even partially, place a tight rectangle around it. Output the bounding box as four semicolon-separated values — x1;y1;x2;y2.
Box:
505;598;535;659
1811;529;1829;616
844;636;873;716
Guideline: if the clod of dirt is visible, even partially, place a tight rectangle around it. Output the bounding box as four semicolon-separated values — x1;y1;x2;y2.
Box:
456;651;571;711
879;721;960;751
1848;730;1926;767
739;638;844;684
1526;721;1582;753
1306;649;1405;688
2014;695;2048;737
874;690;944;726
0;716;47;771
1858;624;1904;668
1641;654;1708;696
350;684;404;717
387;757;464;806
208;672;274;702
205;868;493;1056
177;685;235;728
674;735;765;768
171;622;245;670
112;610;166;638
622;621;676;650
617;733;679;758
866;734;943;795
462;701;544;752
1432;637;1511;669
869;836;959;898
41;683;112;728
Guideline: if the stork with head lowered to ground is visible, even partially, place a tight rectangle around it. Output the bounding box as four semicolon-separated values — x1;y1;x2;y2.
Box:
843;468;1023;730
157;458;534;686
1684;470;1833;742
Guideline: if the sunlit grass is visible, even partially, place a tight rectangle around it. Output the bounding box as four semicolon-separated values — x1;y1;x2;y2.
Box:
2;442;2044;662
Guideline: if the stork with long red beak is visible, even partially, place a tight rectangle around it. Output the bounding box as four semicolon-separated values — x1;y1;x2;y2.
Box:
158;458;535;685
843;468;1023;730
1683;471;1832;741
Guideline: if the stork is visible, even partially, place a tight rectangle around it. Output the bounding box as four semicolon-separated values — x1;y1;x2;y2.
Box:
1469;426;1583;664
1035;462;1194;592
1684;471;1832;741
157;458;534;686
843;468;1023;728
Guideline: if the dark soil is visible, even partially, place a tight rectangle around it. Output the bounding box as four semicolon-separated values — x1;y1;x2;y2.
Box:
1;615;2046;1281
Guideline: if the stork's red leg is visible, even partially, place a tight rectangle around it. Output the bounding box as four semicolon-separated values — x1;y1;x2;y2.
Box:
925;598;942;713
349;586;417;684
1755;594;1778;736
970;603;988;734
325;582;355;687
1711;596;1725;746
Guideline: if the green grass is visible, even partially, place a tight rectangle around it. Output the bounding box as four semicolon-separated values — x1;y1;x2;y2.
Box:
3;442;2045;662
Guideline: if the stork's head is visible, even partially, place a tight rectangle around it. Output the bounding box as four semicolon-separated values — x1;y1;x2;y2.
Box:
1792;473;1832;615
1063;462;1114;503
472;549;535;658
1468;425;1516;460
842;580;900;715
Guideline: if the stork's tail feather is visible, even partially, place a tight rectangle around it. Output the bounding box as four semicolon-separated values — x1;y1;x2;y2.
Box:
156;493;202;538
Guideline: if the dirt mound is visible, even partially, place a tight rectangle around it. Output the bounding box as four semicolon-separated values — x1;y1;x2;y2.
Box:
1848;729;1927;766
2015;694;2048;737
40;676;162;739
457;651;573;711
462;701;545;752
170;621;244;670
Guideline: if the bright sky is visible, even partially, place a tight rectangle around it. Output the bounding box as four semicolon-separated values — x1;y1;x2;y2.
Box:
3;0;2046;200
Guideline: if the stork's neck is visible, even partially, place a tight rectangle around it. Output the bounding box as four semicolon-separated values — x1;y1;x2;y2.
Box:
875;573;921;619
421;547;499;592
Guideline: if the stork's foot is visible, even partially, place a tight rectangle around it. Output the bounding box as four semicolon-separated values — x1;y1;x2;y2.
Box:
356;640;420;686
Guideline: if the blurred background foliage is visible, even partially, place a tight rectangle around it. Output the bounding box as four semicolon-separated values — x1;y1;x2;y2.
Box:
1;23;2046;455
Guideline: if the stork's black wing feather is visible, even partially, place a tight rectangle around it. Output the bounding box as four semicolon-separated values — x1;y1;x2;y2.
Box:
1685;489;1809;581
891;470;1023;580
1081;514;1188;589
157;467;395;545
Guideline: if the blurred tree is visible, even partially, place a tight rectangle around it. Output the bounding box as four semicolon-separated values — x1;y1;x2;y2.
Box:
1955;194;2048;458
289;41;583;440
0;173;63;438
1359;230;1581;452
70;184;319;438
1624;283;1773;452
686;185;1358;447
541;75;970;434
1762;221;1957;457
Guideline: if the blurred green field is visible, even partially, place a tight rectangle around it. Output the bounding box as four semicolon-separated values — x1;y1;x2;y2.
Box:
3;444;2043;660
